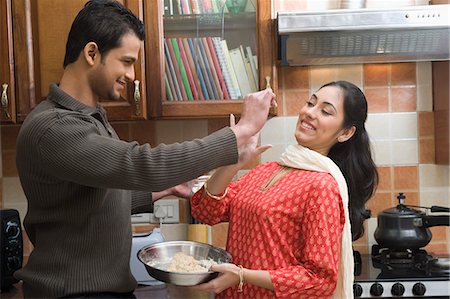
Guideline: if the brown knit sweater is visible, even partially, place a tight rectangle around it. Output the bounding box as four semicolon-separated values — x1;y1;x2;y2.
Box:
15;84;238;298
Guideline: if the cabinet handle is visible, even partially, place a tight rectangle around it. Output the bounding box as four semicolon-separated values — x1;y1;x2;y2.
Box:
134;80;141;116
265;76;271;89
1;83;11;119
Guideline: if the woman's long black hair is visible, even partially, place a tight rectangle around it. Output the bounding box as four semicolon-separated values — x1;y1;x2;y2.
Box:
322;81;378;241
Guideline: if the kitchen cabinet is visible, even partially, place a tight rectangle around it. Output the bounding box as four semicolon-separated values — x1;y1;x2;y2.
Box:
2;0;147;124
0;0;17;123
144;0;277;118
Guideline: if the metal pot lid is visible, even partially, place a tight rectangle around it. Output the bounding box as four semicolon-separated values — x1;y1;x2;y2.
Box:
382;205;424;215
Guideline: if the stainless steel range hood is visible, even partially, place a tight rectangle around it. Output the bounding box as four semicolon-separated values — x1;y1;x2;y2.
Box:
278;4;450;66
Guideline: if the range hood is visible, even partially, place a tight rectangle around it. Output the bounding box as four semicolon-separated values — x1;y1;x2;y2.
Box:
278;4;450;66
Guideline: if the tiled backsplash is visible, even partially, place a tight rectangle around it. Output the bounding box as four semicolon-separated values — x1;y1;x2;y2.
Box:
1;0;449;261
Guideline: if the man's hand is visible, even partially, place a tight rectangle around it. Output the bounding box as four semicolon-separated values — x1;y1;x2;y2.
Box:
230;89;276;162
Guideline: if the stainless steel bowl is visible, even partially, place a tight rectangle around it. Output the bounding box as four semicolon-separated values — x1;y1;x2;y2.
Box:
137;241;232;286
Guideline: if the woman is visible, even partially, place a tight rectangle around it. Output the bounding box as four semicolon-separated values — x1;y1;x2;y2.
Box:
191;81;378;298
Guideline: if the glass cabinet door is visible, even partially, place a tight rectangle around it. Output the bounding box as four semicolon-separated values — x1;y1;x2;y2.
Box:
163;0;258;102
146;0;276;118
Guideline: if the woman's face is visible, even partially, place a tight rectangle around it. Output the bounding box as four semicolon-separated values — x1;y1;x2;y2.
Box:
295;85;351;155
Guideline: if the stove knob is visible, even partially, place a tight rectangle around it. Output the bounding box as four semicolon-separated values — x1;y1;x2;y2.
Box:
412;282;426;296
353;283;363;298
391;282;405;296
370;282;384;297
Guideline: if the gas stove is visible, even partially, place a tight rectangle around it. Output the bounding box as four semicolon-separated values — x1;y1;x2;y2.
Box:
353;245;450;298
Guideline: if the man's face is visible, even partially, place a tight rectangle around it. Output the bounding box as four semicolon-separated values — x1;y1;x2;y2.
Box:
88;32;141;101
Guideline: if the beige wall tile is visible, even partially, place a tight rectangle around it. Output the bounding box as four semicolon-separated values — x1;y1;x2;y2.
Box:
390;113;417;139
416;62;433;112
391;87;417;112
391;140;418;165
366;113;391;140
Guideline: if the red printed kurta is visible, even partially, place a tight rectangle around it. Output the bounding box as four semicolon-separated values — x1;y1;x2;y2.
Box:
191;162;345;299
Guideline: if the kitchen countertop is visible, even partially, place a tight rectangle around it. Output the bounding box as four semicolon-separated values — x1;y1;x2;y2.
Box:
2;282;214;299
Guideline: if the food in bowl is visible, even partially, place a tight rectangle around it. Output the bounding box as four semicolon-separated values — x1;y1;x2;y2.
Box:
137;241;232;286
167;252;216;272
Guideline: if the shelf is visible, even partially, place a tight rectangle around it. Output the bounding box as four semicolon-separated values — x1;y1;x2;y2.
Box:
163;12;256;32
160;100;244;118
160;100;277;119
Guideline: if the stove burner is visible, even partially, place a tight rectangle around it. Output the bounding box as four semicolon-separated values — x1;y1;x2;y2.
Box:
371;244;448;277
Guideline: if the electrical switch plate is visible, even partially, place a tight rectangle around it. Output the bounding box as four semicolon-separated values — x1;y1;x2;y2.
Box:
150;198;179;224
131;213;152;223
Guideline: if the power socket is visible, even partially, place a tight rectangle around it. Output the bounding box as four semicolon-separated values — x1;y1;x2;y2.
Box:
150;198;179;224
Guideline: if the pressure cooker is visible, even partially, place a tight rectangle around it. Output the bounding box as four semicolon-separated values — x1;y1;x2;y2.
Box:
374;193;450;251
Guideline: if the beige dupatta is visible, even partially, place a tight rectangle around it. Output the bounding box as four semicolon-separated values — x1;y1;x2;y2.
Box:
279;144;354;299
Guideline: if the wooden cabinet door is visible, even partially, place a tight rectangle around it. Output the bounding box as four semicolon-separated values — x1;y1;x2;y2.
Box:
12;0;147;122
0;0;17;123
145;0;277;119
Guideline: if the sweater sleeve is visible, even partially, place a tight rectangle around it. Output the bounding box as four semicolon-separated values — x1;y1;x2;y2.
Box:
270;176;345;298
131;190;153;214
32;113;238;193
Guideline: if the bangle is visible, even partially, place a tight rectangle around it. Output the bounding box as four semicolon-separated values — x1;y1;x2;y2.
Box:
237;265;244;292
203;181;228;201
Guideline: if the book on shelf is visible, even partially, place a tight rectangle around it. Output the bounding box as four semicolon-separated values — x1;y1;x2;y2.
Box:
202;37;224;100
182;38;205;100
164;39;183;101
165;38;187;100
212;37;237;99
206;37;230;99
239;45;257;93
193;38;216;100
187;38;210;100
177;38;199;100
164;72;174;101
246;46;258;89
220;40;242;99
164;53;178;101
171;38;194;100
229;47;253;96
195;37;219;99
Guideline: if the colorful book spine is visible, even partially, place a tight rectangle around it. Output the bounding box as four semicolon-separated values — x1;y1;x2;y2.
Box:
165;38;187;100
202;37;223;100
206;37;230;99
171;38;193;100
212;37;237;99
177;38;198;100
220;40;242;98
164;39;182;101
164;72;174;101
188;38;210;100
195;38;217;99
164;53;177;101
182;38;205;100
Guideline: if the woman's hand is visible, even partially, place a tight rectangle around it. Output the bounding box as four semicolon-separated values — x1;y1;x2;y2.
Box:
192;263;241;294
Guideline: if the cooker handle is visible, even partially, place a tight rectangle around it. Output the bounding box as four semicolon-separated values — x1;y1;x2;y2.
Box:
430;206;450;213
423;215;450;228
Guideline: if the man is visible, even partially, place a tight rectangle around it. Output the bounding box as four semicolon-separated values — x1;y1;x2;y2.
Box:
14;0;275;298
